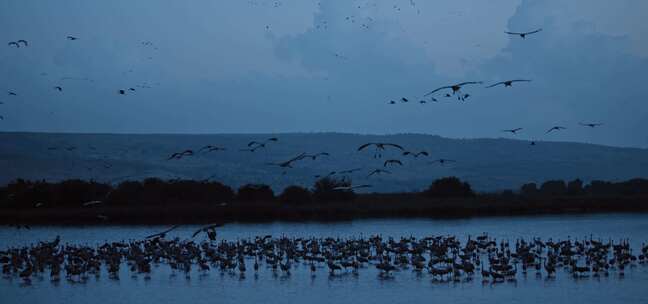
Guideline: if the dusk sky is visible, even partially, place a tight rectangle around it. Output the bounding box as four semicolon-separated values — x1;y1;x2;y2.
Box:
1;0;647;147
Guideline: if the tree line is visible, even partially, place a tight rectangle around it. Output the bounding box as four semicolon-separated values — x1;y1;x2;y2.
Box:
0;176;647;209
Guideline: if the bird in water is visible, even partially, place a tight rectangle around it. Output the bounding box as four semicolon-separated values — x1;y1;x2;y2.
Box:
486;79;531;88
505;28;542;39
546;126;567;134
502;128;523;134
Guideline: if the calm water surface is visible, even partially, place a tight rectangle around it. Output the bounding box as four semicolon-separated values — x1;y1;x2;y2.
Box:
2;213;648;304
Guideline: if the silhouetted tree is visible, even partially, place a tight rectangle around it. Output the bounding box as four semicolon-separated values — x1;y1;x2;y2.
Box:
312;177;356;202
567;179;583;196
424;177;474;198
520;183;538;197
236;184;274;202
279;185;312;205
539;180;567;196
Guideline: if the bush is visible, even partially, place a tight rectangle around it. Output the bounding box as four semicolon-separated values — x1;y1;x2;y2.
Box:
279;185;312;205
539;180;567;196
520;183;538;197
237;184;275;202
424;177;474;198
312;177;356;202
567;179;583;196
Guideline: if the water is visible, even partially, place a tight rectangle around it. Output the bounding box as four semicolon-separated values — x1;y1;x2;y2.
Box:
2;213;648;304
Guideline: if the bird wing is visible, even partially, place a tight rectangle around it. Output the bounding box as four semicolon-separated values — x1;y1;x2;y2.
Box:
456;81;482;87
514;128;523;132
267;137;279;142
383;143;404;150
510;79;532;83
545;127;557;133
505;31;522;35
486;82;505;88
419;151;429;156
8;42;19;47
248;141;260;147
423;86;452;96
357;143;374;151
525;28;542;35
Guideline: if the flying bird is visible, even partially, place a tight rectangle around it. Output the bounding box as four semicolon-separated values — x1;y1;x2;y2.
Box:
199;145;226;152
302;152;330;160
66;36;79;40
118;90;125;95
145;225;181;239
8;91;17;96
167;149;194;160
8;41;19;48
54;86;62;92
400;97;409;103
333;184;372;191
388;100;396;104
191;223;224;238
429;159;456;165
424;81;482;97
367;169;391;178
403;151;429;158
486;79;531;88
338;168;363;175
579;122;603;128
505;28;542;39
383;159;403;167
419;100;427;104
357;143;404;158
266;153;307;169
17;40;28;47
546;126;567;134
502;128;523;134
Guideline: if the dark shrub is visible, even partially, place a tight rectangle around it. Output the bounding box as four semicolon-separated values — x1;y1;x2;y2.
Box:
279;185;312;205
539;180;567;196
312;177;356;202
237;184;275;202
567;179;583;196
520;183;538;197
424;177;474;198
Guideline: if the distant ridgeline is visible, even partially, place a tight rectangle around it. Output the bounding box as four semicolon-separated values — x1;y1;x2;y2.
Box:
1;177;647;224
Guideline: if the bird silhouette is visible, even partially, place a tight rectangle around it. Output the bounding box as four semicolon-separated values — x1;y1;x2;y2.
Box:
403;151;428;158
118;90;125;95
302;152;330;160
429;159;456;165
383;159;403;167
145;225;181;239
266;153;307;169
486;80;531;88
199;145;226;153
367;169;391;178
54;86;62;92
546;126;567;134
8;41;19;48
579;122;603;128
192;223;223;238
67;36;79;41
17;40;28;47
505;28;542;39
357;143;404;158
168;150;194;160
8;91;17;96
502;128;523;134
424;81;482;97
400;97;409;103
338;168;363;175
388;100;396;104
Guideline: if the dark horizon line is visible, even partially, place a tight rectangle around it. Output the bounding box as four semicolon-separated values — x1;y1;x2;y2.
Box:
0;131;643;150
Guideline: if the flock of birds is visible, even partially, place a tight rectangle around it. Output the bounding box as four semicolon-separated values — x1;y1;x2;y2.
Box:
2;230;647;285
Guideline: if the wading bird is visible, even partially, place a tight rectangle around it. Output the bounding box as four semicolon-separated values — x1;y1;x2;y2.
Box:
505;28;542;39
486;80;531;88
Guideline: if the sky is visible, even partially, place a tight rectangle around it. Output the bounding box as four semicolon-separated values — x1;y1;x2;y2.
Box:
1;0;647;148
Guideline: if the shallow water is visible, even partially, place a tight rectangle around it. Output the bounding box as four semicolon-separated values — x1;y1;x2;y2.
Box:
2;213;648;304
